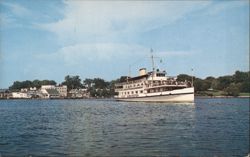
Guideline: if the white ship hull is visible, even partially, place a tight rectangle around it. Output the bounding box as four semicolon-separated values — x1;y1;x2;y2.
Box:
115;87;194;102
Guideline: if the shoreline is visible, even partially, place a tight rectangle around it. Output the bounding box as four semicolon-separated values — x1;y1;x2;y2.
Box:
0;96;249;100
195;95;250;98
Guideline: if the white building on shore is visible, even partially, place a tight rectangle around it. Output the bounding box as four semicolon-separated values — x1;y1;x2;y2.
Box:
56;85;67;97
69;88;89;98
12;92;31;99
41;85;67;98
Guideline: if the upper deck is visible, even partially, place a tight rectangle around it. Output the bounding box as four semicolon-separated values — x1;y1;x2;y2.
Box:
115;69;168;86
115;68;191;92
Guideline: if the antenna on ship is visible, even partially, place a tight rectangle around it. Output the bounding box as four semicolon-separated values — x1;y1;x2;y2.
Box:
150;48;155;72
191;68;194;87
150;48;156;81
128;64;131;83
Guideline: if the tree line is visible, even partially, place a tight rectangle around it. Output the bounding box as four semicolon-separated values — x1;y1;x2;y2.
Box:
9;70;249;97
9;80;57;91
9;75;117;98
177;70;250;96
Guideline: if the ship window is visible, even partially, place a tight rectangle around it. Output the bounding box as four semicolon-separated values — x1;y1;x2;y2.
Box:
141;83;143;86
140;90;143;93
127;92;130;94
157;73;165;77
132;91;134;94
135;91;138;94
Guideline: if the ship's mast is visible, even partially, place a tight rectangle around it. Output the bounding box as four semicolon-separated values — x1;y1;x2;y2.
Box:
151;48;155;72
191;68;194;87
129;65;131;78
150;48;155;80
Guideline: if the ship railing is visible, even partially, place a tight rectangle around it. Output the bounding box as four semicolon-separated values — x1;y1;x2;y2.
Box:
115;88;124;92
146;81;188;88
115;79;190;87
115;79;145;86
115;86;143;92
115;81;188;88
146;84;187;88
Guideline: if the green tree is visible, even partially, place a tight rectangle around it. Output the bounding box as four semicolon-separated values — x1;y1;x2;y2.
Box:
211;79;219;90
84;78;115;98
205;76;215;89
108;80;118;96
177;74;192;82
201;80;211;91
83;78;93;88
216;76;233;90
194;78;203;91
224;83;240;96
62;75;83;91
240;81;250;93
23;80;33;88
32;80;41;88
9;81;22;90
233;71;249;83
40;80;57;86
119;76;129;82
93;78;109;89
9;80;57;91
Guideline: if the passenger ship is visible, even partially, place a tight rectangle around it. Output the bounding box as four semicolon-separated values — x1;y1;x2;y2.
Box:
114;54;194;102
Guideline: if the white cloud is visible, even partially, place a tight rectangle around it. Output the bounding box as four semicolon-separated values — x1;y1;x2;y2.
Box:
35;0;200;67
40;1;211;42
1;2;30;17
0;2;33;28
0;13;14;26
205;1;249;15
35;1;210;64
36;42;196;67
157;51;196;57
39;43;148;66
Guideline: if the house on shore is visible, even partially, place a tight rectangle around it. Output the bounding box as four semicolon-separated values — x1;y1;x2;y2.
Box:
41;88;60;98
11;92;31;99
68;88;90;98
0;89;10;99
41;85;67;98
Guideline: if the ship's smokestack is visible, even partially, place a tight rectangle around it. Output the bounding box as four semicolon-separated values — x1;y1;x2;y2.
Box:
139;68;147;76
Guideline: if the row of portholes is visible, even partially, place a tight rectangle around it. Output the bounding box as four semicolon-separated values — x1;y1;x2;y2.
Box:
125;83;144;89
121;90;144;95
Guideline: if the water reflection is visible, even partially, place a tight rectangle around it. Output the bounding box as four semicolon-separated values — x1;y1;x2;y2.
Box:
0;99;248;156
193;98;249;156
56;101;197;156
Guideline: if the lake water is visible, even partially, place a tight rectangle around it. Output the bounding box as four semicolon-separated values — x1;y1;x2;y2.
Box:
0;98;249;156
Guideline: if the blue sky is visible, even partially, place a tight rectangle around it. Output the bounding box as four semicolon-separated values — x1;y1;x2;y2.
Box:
0;0;249;88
